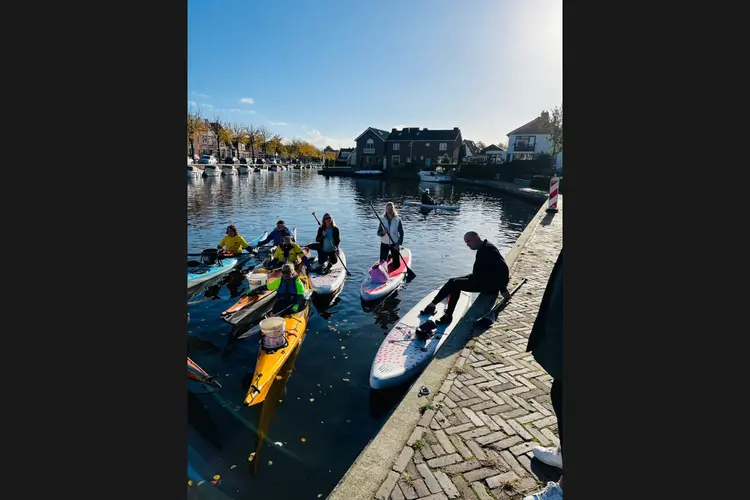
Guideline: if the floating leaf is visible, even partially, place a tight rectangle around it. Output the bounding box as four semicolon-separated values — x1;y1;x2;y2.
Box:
268;460;273;465
274;441;283;447
248;453;255;462
343;378;350;382
275;375;282;380
318;495;323;498
198;480;206;486
340;346;345;349
309;398;315;402
188;480;193;487
213;475;221;480
230;465;237;470
301;437;307;442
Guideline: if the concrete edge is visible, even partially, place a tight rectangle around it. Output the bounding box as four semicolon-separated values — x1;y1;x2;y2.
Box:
328;195;556;500
454;177;548;204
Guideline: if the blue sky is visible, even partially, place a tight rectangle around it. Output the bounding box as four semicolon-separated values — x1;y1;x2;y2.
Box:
188;0;561;149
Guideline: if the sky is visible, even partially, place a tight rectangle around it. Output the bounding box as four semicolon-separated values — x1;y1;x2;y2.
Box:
188;0;561;149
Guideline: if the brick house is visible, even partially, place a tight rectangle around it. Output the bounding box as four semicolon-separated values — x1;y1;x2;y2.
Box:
354;127;390;170
384;127;463;170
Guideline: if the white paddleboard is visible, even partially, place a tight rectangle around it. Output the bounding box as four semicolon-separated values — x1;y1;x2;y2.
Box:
369;288;476;389
360;248;413;301
308;248;347;295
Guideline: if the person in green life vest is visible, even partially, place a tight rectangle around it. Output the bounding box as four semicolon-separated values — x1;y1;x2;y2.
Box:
265;263;306;314
216;224;254;256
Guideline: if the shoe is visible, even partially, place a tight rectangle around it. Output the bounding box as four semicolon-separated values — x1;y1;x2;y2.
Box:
420;303;437;315
532;446;562;470
436;314;453;325
523;481;562;500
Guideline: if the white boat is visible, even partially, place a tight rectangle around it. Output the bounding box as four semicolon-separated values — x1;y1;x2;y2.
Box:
354;170;384;176
418;170;452;183
238;164;252;174
202;165;220;177
369;287;476;389
360;248;413;301
307;248;347;296
222;165;238;175
187;165;201;178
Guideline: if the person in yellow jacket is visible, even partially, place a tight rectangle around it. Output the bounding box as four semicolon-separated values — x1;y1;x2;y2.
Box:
217;225;254;256
269;235;311;271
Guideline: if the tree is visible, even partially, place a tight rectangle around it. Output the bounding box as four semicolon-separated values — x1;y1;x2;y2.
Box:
268;134;284;156
187;110;208;157
475;141;486;150
244;124;258;159
540;104;563;160
229;123;246;158
210;119;231;159
496;142;507;150
255;125;269;156
286;139;303;160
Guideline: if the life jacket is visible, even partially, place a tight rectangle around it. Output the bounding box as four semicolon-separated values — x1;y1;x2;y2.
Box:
275;278;300;309
379;216;401;245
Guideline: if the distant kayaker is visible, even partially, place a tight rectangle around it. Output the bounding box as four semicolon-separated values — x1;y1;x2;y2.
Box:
257;220;293;247
217;225;254;256
376;202;404;271
420;231;511;325
305;213;341;273
421;189;435;206
254;263;306;314
269;235;311;271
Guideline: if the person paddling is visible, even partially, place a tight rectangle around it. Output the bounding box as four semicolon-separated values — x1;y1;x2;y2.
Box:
217;225;254;256
421;189;436;206
269;235;311;272
420;231;511;325
254;263;306;314
257;220;293;247
306;212;341;273
376;202;404;272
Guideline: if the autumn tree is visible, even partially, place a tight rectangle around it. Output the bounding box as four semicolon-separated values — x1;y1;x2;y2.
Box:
540;104;563;159
187;110;208;158
243;124;258;159
268;134;284;156
210;119;231;159
286;139;303;160
229;123;246;158
255;125;269;156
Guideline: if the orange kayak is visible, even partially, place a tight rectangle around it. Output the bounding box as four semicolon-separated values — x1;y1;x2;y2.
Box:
244;275;311;406
221;268;282;325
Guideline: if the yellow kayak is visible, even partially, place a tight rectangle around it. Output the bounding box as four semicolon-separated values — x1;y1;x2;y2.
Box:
244;274;311;406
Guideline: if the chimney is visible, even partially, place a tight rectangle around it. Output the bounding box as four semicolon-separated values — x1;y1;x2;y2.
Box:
423;128;428;131
391;128;397;133
453;127;459;131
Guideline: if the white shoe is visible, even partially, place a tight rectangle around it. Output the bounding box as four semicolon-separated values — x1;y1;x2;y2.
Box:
523;481;562;500
533;445;562;469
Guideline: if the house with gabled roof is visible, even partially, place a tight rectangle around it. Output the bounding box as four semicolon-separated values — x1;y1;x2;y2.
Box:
384;127;463;170
354;127;391;170
335;147;355;166
481;144;506;163
505;116;561;168
463;140;481;162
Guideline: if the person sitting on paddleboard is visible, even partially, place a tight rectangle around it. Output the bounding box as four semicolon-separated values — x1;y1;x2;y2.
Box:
305;213;340;273
421;189;436;206
263;263;306;314
216;225;254;256
376;202;404;272
420;231;511;325
257;220;294;247
269;235;311;272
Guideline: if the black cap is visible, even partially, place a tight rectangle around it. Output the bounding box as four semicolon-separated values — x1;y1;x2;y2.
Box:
277;220;285;225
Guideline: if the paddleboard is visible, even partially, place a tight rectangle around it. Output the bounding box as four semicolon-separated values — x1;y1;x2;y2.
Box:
369;288;476;389
404;200;459;211
308;248;347;295
360;248;413;301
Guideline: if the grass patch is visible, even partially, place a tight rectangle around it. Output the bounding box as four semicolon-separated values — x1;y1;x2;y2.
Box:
496;479;519;493
411;439;426;451
400;472;416;486
419;403;435;415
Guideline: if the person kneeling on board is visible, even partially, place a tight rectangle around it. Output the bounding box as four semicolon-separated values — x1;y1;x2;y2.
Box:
253;263;306;314
420;231;511;325
257;220;293;247
421;189;436;206
217;224;254;257
269;235;311;273
305;213;340;274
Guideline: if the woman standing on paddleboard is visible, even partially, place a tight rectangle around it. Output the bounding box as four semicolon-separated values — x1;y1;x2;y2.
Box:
376;202;404;272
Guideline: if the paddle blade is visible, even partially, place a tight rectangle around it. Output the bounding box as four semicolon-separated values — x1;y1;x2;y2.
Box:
405;267;417;281
238;325;261;339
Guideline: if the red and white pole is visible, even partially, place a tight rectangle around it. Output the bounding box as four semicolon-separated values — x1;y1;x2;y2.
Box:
547;176;559;213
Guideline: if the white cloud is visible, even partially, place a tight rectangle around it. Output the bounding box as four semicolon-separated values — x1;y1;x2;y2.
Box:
192;91;210;98
306;129;353;150
300;124;307;129
201;103;214;109
215;108;255;114
239;97;254;105
269;120;288;126
392;124;406;130
188;101;197;107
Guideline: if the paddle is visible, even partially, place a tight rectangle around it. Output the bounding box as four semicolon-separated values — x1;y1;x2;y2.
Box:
238;289;315;339
311;212;352;277
474;278;528;328
368;201;416;281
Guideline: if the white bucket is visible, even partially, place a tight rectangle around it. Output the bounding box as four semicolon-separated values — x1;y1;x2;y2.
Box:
260;317;286;348
248;272;268;288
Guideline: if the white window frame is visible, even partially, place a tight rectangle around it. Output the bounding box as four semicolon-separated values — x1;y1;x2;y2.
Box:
363;138;375;154
392;155;401;166
393;143;400;151
439;143;447;151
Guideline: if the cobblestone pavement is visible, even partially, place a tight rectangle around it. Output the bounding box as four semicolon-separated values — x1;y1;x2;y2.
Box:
374;205;563;500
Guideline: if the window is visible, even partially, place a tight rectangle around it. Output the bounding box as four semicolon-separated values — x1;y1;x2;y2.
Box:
514;136;536;151
439;143;447;151
426;143;430;147
392;155;401;166
393;143;400;151
364;138;375;154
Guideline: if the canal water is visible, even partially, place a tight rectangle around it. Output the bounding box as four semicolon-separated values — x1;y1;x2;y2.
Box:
187;169;540;499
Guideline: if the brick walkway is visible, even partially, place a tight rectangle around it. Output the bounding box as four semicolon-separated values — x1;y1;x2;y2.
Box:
374;205;563;500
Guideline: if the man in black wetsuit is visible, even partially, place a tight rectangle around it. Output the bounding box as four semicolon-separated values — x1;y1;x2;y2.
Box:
421;189;435;206
420;231;511;325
